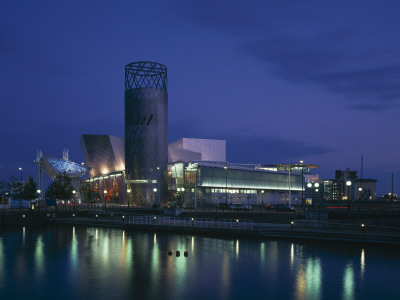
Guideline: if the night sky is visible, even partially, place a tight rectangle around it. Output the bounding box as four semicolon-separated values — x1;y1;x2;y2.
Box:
1;0;400;195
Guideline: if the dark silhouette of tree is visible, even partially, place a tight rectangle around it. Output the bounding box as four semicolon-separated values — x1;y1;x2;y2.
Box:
0;181;8;203
46;173;74;203
7;176;23;199
21;176;38;200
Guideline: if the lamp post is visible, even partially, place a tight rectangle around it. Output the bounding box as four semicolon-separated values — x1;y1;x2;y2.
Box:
127;188;131;209
19;167;22;209
346;181;352;201
300;160;304;212
181;187;185;206
261;190;264;208
72;190;76;210
314;183;319;207
104;189;107;209
358;187;362;201
153;188;158;206
224;162;228;205
307;182;312;207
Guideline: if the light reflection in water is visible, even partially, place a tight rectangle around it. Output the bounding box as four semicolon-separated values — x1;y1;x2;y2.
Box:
1;227;400;300
34;235;44;278
150;233;160;299
22;226;25;246
343;262;355;300
221;251;231;299
295;264;306;300
360;249;365;278
306;258;322;299
235;239;239;259
71;226;78;271
260;242;265;265
290;243;295;270
295;257;322;300
0;238;4;288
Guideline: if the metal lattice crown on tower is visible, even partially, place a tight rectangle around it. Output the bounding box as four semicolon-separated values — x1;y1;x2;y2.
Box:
125;61;167;92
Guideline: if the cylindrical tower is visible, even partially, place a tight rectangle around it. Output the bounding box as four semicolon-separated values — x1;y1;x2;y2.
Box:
125;61;168;206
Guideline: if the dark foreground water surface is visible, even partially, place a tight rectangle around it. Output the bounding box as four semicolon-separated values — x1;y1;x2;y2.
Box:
1;226;400;300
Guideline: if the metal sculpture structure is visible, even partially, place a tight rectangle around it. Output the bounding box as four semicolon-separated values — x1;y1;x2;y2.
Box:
125;61;168;206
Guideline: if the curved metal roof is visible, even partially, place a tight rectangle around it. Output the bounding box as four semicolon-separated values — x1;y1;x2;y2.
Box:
42;154;87;179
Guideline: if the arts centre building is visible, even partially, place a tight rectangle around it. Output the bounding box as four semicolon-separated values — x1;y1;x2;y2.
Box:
80;135;309;207
78;61;311;208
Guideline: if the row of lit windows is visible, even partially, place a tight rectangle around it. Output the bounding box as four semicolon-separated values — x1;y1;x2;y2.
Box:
210;189;257;194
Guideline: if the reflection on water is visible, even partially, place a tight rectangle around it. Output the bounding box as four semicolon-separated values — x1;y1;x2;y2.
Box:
360;249;365;279
0;238;4;289
343;262;355;300
0;226;400;300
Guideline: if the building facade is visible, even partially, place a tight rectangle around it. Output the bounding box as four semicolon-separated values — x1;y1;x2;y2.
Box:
125;62;168;206
168;161;303;207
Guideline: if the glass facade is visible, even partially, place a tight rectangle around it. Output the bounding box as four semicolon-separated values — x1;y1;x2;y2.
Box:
168;162;303;205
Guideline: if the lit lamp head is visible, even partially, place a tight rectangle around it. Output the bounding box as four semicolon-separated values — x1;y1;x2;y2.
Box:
314;183;320;188
346;181;352;186
307;183;312;188
153;188;157;192
358;187;362;192
127;188;131;193
181;187;185;192
72;190;76;194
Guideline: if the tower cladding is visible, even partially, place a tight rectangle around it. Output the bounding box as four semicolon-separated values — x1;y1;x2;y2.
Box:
125;62;168;206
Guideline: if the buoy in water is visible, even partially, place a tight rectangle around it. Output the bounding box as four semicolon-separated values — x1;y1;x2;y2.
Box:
184;251;188;257
176;251;180;257
168;250;172;256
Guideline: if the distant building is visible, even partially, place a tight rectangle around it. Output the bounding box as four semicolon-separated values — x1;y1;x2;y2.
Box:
304;168;377;203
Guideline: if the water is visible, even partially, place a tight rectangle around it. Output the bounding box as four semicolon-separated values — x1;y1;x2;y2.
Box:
1;226;400;300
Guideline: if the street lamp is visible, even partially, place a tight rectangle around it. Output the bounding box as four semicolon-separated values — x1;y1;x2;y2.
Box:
127;188;131;209
346;180;352;202
261;190;265;207
72;190;76;209
358;187;362;201
153;188;158;206
18;167;23;210
224;163;228;205
104;189;107;209
299;160;304;212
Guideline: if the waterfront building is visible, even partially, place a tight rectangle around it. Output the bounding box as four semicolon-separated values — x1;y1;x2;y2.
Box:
168;160;304;207
38;149;87;203
125;62;168;206
77;61;315;208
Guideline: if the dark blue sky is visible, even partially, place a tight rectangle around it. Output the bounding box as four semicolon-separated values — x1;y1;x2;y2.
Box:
1;0;400;195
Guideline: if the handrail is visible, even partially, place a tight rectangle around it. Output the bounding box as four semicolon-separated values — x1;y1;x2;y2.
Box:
127;216;253;230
